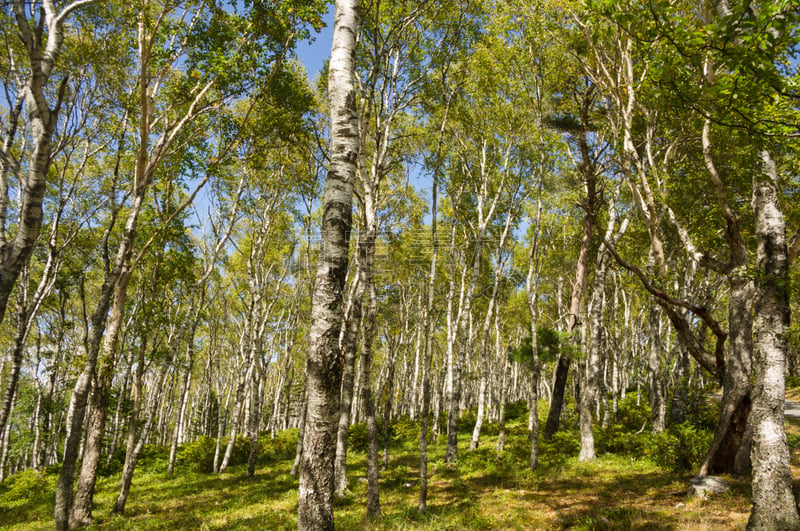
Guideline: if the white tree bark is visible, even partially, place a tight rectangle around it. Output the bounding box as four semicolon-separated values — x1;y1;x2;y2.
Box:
298;0;359;527
747;150;799;529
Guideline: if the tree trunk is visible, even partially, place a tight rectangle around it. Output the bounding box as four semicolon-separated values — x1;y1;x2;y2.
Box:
545;89;596;440
298;0;358;527
70;272;131;526
746;150;799;529
699;273;754;476
579;262;607;461
113;338;173;514
647;304;666;434
418;171;438;513
0;2;84;326
470;213;513;451
334;269;362;498
381;355;395;471
168;322;198;475
291;390;308;477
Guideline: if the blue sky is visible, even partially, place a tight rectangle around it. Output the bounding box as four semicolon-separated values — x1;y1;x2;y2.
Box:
295;5;334;82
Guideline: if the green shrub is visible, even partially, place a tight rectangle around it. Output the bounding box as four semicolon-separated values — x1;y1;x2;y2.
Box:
456;410;478;433
392;416;420;443
262;428;300;460
460;446;517;477
614;392;652;432
99;447;127;477
0;470;51;501
548;430;580;456
178;435;217;472
504;400;529;422
595;424;651;458
138;443;169;470
348;422;369;452
176;434;251;472
648;423;712;472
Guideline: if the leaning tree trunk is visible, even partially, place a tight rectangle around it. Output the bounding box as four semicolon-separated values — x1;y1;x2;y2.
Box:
746;151;799;529
699;273;754;476
297;0;358;527
0;1;88;326
70;270;133;526
291;389;308;477
113;336;174;514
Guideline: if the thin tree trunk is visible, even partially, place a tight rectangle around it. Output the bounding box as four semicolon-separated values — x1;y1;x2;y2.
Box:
381;351;395;471
168;320;199;475
113;337;173;514
334;269;362;498
70;271;132;526
291;389;307;477
418;170;438;513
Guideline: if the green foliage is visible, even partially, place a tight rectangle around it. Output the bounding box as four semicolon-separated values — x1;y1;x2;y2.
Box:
261;428;300;460
512;327;581;366
595;425;652;458
0;470;51;502
538;430;580;474
683;390;721;432
138;444;170;471
99;447;127;477
177;435;251;473
460;446;517;478
648;423;713;472
347;422;369;453
786;374;800;389
510;336;534;364
504;400;529;422
177;435;218;473
391;415;420;444
613;392;652;432
457;410;478;433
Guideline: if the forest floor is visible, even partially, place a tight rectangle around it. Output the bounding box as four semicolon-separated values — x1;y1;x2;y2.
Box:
3;401;800;530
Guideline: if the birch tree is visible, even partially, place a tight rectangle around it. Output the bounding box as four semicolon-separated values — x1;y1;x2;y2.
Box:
298;0;359;527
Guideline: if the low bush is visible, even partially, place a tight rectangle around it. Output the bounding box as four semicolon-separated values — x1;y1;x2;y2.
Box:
262;428;299;460
392;416;420;443
177;434;251;473
648;423;712;472
177;435;217;472
595;424;649;458
504;400;529;422
0;470;51;501
138;443;169;470
348;422;369;452
614;392;652;432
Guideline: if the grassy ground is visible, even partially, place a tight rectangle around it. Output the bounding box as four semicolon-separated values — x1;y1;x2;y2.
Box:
1;418;765;531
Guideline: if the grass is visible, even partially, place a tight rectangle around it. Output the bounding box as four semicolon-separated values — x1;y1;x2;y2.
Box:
0;417;762;531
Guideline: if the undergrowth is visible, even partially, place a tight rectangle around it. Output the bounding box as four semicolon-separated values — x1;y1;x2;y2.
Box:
0;394;755;530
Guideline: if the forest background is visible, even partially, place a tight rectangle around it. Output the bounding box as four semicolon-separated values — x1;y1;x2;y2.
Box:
1;0;800;529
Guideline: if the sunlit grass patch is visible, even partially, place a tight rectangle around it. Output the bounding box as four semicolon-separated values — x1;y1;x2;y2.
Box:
0;422;759;530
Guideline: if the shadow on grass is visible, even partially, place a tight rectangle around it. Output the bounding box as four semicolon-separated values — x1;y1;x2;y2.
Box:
0;491;56;529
